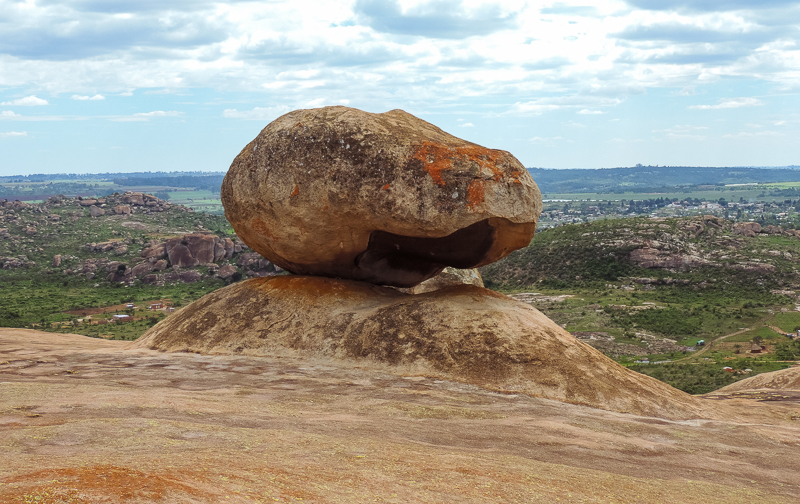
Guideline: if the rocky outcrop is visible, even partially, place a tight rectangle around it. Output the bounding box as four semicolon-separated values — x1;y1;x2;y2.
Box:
86;240;128;254
88;205;105;217
733;222;762;237
629;247;712;270
1;256;35;269
135;276;704;420
222;106;542;287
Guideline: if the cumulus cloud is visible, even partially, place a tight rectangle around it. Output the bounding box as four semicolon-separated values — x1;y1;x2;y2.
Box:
688;97;764;109
222;106;292;121
459;122;474;127
578;109;603;115
1;111;21;117
72;94;105;100
625;1;800;11
0;131;27;137
1;96;49;106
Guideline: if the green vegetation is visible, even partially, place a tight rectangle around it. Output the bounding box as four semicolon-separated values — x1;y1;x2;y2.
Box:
0;194;235;340
630;359;791;395
481;215;800;394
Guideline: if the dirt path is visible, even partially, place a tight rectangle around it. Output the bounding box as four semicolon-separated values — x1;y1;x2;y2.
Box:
2;328;800;503
671;326;752;362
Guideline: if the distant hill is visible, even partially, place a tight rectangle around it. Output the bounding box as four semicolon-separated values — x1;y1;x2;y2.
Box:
529;166;800;194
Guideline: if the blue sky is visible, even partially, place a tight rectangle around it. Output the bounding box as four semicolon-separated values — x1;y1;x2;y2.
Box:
1;0;799;175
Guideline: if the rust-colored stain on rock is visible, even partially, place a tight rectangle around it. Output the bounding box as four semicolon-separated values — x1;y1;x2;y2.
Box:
467;179;486;211
290;185;299;198
251;218;276;239
411;141;513;187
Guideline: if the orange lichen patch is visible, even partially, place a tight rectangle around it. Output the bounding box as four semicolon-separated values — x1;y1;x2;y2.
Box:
381;183;391;190
323;205;329;211
290;185;299;198
252;275;395;300
1;465;204;502
251;218;276;239
467;179;486;211
411;141;513;186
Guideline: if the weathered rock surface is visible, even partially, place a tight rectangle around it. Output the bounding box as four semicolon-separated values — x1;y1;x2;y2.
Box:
136;276;704;419
734;222;762;237
222;106;542;287
715;366;800;393
395;267;484;294
629;247;711;270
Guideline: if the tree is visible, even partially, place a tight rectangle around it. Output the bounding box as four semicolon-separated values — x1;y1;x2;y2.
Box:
752;335;763;346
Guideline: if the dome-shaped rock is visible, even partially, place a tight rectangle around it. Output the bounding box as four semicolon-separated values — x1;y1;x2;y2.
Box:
222;106;541;287
134;276;704;420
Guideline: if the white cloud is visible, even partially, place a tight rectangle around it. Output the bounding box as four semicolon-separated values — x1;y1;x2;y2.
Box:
688;97;764;110
1;111;21;117
577;109;603;115
459;122;475;127
722;130;783;138
0;131;27;137
72;94;105;101
0;96;48;106
133;111;182;117
529;136;564;144
109;111;183;122
222;106;292;121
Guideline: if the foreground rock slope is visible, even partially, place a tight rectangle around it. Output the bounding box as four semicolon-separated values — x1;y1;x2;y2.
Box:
221;106;541;287
135;276;704;419
4;329;800;503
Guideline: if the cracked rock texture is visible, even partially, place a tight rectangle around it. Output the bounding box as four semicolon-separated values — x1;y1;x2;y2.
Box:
221;106;541;287
135;276;704;420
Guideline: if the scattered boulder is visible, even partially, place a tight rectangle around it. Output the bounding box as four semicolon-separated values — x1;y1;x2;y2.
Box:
86;240;127;253
217;264;237;280
222;106;542;287
123;193;144;206
166;233;221;268
114;205;131;215
180;270;202;283
52;254;62;267
141;242;167;261
734;222;761;237
89;205;105;218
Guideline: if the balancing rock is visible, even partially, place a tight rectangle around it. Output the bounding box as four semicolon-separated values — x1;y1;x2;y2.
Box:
222;106;541;287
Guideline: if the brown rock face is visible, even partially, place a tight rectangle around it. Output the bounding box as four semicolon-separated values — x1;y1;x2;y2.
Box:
734;222;762;237
395;267;483;294
164;233;226;268
135;276;704;420
222;106;541;287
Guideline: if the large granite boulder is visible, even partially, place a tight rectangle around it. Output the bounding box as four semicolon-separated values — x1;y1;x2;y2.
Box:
135;276;704;420
222;106;541;287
